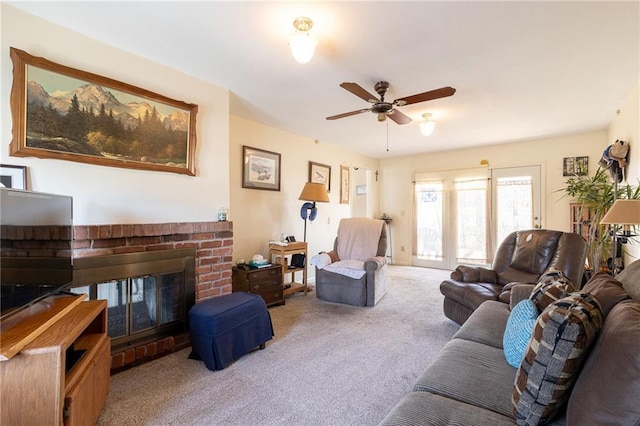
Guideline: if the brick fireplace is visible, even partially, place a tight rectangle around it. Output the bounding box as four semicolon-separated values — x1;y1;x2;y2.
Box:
71;221;233;372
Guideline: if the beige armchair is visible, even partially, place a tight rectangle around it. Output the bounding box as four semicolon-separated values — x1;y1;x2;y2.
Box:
312;218;388;307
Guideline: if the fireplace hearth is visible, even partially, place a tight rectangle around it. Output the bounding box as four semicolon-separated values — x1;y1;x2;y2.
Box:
71;220;233;372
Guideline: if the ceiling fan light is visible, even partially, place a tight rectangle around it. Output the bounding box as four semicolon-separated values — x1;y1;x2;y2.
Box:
289;17;317;64
419;113;436;136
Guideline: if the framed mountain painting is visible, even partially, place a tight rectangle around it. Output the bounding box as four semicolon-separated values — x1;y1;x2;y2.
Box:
9;47;198;176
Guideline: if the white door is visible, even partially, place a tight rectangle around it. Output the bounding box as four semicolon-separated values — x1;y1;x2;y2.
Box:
491;166;542;253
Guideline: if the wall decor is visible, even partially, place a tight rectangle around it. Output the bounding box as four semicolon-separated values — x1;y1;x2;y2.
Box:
9;47;198;176
0;164;27;190
242;146;281;191
340;165;350;204
356;184;367;195
563;156;589;177
309;161;331;192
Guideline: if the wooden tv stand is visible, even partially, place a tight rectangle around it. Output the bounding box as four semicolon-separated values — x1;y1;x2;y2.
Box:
0;294;110;425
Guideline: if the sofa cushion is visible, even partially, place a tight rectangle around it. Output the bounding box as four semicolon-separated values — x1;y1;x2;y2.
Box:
414;338;517;418
379;391;516;426
529;268;576;311
512;292;603;425
453;300;510;348
566;300;640;425
581;271;630;317
503;299;538;368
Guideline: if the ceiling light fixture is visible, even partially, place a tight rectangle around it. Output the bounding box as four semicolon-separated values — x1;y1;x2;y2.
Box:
289;17;317;64
419;113;435;136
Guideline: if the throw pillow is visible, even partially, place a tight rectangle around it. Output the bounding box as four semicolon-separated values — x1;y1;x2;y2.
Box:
529;267;576;311
614;259;640;301
581;271;630;318
503;299;538;368
512;292;603;426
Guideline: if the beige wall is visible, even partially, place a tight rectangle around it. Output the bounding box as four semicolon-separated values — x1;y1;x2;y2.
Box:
379;131;609;266
229;115;379;278
1;5;230;225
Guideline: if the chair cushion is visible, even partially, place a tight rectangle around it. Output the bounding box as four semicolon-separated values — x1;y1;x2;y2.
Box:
529;267;576;311
503;300;538;368
512;292;603;425
510;231;561;275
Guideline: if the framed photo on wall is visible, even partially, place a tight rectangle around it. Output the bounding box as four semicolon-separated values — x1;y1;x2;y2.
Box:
309;161;331;192
340;164;350;204
563;156;589;177
9;47;198;176
242;146;281;191
0;164;27;189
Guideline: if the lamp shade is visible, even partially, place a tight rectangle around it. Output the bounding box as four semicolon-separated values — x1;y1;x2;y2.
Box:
299;182;329;202
600;199;640;224
289;32;317;64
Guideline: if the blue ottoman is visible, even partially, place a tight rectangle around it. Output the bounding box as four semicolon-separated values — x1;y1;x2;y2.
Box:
189;292;273;371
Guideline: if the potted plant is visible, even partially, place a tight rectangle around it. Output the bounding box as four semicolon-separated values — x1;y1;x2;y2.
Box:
562;167;640;274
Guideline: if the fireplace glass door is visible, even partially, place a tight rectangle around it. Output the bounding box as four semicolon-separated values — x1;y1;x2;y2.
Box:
72;272;184;340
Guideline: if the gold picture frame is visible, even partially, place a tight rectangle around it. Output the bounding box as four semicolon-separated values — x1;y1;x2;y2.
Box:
9;47;198;176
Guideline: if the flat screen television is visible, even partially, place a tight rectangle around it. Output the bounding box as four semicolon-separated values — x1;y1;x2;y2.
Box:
0;188;73;320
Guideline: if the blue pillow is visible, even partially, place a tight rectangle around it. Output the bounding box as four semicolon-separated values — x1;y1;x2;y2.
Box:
503;299;538;368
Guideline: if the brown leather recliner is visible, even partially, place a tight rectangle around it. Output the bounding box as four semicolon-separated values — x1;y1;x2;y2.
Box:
439;229;588;325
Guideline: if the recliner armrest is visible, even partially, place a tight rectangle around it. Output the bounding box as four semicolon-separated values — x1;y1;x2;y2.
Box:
451;265;498;283
507;283;535;310
364;256;386;272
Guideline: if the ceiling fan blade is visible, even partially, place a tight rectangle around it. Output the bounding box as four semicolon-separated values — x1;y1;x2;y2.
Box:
387;109;412;125
394;86;456;106
326;108;371;120
340;82;379;103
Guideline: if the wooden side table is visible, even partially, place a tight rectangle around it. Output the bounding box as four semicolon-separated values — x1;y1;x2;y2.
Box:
232;265;284;307
268;242;308;296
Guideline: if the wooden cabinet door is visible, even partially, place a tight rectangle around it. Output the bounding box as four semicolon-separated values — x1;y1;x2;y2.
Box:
65;336;110;426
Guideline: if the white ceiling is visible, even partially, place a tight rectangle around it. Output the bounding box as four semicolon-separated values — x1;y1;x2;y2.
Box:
8;1;640;159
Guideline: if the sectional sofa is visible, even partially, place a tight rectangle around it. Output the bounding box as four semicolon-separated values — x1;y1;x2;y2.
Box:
380;261;640;425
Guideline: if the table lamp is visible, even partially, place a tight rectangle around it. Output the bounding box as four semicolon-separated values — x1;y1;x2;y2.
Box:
600;199;640;274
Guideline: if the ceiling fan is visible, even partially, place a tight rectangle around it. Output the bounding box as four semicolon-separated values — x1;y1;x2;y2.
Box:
326;81;456;125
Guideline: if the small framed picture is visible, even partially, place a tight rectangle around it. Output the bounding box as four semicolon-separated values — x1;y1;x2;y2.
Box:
0;164;27;189
340;165;350;204
242;146;281;191
356;184;367;195
563;156;589;177
309;161;331;192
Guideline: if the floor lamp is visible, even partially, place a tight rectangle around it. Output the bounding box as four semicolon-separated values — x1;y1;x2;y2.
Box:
299;182;330;242
600;199;640;275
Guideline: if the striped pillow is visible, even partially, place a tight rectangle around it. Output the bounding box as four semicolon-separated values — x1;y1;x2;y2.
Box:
512;292;603;425
529;267;576;311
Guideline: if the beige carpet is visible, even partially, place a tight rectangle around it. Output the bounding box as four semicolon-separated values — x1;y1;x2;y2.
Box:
97;266;458;426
